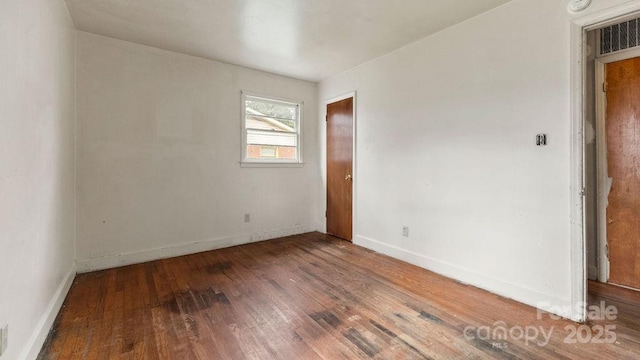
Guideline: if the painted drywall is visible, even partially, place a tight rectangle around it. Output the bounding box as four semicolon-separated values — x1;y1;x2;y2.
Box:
0;0;77;359
319;0;635;320
75;32;322;271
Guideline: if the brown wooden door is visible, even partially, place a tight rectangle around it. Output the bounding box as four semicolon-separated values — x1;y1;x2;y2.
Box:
605;57;640;289
326;97;353;241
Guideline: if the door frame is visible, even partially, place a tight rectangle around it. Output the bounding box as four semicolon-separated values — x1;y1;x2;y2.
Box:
595;48;640;283
571;2;640;322
323;91;357;240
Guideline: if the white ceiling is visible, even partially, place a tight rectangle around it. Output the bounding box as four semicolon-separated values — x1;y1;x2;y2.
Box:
65;0;511;82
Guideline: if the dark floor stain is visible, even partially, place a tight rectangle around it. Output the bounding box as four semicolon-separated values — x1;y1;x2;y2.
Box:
206;262;232;274
370;320;397;337
343;327;380;358
166;297;181;314
165;289;230;315
292;331;303;342
268;279;286;294
182;291;198;314
166;295;190;315
369;320;432;360
36;315;63;359
209;290;231;305
418;310;443;324
394;312;408;320
198;289;215;308
310;310;342;328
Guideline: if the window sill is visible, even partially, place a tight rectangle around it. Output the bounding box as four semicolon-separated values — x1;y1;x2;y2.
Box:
240;161;305;168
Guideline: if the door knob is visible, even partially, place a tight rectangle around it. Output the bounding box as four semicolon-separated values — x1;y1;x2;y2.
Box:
345;175;352;181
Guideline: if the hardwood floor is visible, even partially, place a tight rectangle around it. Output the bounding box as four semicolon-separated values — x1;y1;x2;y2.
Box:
38;233;640;359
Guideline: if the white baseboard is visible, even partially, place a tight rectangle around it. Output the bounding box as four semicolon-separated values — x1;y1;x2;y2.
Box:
21;264;76;360
76;223;322;273
353;234;578;321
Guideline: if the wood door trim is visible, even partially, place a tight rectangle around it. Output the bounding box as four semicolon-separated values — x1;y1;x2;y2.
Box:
324;91;356;240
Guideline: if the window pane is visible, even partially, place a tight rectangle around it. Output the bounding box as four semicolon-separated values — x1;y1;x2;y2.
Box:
247;129;297;147
245;98;297;131
260;146;277;158
242;93;301;164
246;145;297;160
245;99;296;120
246;115;296;133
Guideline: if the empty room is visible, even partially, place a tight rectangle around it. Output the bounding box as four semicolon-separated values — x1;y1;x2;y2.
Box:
3;0;640;359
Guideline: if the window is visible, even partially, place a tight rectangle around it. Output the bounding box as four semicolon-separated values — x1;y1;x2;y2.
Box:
241;92;303;165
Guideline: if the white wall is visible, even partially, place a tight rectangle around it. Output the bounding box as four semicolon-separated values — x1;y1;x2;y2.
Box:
0;0;77;359
75;32;322;271
319;0;635;320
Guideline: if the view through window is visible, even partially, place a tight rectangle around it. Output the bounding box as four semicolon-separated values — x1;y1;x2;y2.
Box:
242;93;302;163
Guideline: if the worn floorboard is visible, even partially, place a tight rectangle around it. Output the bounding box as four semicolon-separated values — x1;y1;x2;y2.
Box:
38;232;640;359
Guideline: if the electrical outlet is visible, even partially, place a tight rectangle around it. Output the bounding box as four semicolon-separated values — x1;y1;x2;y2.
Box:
0;323;7;357
244;214;250;223
402;226;409;237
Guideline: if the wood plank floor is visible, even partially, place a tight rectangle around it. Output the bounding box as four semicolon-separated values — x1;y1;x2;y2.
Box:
38;232;640;359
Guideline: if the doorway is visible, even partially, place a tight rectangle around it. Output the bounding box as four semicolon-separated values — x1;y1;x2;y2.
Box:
583;14;640;293
573;6;640;321
595;50;640;291
326;96;354;241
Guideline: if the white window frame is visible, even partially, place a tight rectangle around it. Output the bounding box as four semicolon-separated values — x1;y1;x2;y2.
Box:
241;91;304;167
